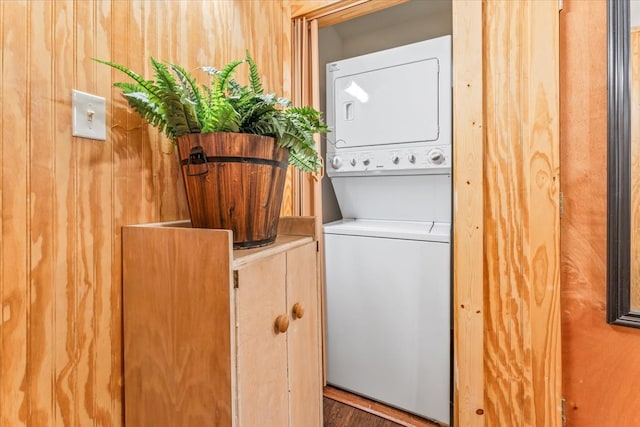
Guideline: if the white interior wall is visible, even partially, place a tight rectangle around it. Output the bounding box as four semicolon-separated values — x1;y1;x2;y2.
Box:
319;0;453;223
340;10;452;59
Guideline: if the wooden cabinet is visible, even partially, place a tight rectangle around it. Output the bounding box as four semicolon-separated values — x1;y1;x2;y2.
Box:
122;217;322;427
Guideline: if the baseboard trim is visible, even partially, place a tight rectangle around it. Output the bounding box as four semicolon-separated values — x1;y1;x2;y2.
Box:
323;386;441;427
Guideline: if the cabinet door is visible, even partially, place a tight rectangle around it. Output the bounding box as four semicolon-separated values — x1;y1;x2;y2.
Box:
123;226;233;427
236;252;289;426
286;242;322;425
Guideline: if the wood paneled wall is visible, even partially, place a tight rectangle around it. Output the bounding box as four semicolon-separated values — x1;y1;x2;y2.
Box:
560;1;640;425
0;1;290;425
0;0;570;425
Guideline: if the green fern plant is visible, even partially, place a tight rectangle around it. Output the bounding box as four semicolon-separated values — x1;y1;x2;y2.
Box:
93;52;328;173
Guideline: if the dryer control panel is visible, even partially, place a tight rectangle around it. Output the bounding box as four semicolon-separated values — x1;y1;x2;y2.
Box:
326;145;451;176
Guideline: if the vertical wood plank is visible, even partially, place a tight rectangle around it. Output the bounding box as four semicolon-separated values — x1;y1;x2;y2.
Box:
281;1;296;217
452;1;485;425
253;0;284;94
75;1;100;424
253;0;297;217
289;16;324;221
484;0;561;425
290;17;305;216
92;0;119;424
52;0;77;424
108;6;153;424
27;0;55;424
526;5;562;425
151;1;188;224
1;1;29;425
484;3;524;422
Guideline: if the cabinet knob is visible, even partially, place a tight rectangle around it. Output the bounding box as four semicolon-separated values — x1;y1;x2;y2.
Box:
274;314;290;333
292;302;305;319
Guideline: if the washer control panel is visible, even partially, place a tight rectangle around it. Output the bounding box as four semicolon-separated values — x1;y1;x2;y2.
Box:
326;145;451;176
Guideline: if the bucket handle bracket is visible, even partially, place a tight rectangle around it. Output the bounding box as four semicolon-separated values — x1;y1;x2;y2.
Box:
186;146;209;176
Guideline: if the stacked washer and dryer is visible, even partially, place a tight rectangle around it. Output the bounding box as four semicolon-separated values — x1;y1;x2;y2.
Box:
323;35;452;425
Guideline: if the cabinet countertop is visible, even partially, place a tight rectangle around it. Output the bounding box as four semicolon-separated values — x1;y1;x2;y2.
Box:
232;234;314;269
123;218;316;270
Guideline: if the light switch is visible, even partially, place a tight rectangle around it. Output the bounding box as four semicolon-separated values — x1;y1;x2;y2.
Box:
72;89;106;141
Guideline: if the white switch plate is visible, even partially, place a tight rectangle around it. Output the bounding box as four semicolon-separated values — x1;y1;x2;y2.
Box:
72;89;106;140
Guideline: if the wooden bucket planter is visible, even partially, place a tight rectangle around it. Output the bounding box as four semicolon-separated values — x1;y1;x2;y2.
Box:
176;132;289;249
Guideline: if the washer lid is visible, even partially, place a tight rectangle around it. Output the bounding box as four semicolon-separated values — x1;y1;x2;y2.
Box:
323;219;450;243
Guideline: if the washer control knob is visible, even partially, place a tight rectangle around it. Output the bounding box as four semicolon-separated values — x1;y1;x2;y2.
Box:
363;158;370;166
350;158;357;167
428;149;445;165
391;155;400;165
330;156;343;169
408;153;416;163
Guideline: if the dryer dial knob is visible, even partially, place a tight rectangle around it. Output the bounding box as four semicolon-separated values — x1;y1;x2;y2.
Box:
408;153;416;163
330;156;343;169
363;159;371;166
391;155;400;165
428;149;445;165
350;158;357;166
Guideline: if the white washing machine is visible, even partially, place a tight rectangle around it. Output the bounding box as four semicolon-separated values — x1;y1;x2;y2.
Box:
324;219;450;423
323;35;452;425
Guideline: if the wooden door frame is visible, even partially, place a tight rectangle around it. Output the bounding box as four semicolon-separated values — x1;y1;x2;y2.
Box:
288;1;562;425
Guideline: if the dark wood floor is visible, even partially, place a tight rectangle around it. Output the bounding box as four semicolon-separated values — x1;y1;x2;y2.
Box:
323;397;405;427
322;388;440;427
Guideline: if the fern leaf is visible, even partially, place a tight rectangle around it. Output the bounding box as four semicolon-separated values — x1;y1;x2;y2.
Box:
171;64;202;106
215;59;243;97
163;92;193;137
200;66;220;76
92;58;162;98
245;51;264;95
170;64;203;133
227;78;243;96
114;82;146;93
201;102;240;133
93;58;168;132
288;148;321;173
121;91;170;138
276;97;291;108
